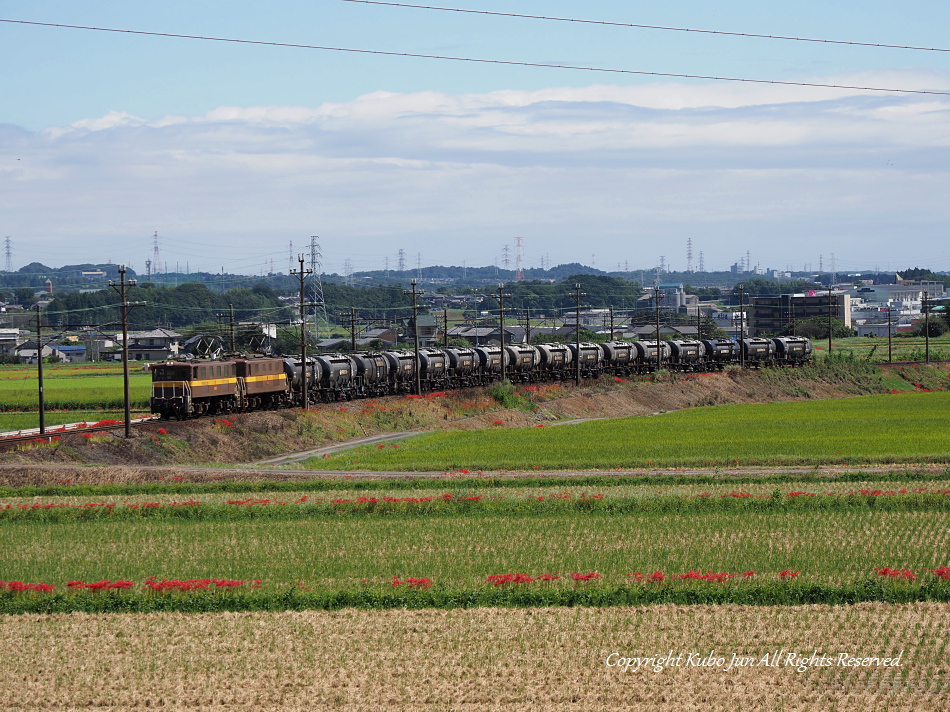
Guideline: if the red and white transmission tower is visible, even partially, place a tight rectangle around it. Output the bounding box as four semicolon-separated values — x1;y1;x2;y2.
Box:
514;236;524;281
151;232;161;274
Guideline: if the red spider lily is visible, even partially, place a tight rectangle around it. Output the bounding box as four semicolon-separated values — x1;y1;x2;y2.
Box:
492;420;503;425
932;567;950;580
627;571;666;583
486;573;534;587
673;570;736;583
157;428;168;436
778;570;801;580
391;576;432;589
0;580;56;593
67;579;134;590
570;572;601;582
143;577;254;591
874;567;918;581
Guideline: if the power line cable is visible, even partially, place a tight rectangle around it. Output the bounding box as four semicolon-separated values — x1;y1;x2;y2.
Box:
343;0;950;54
1;18;948;96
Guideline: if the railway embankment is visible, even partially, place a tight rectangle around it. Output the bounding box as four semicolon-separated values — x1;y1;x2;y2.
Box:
0;360;946;481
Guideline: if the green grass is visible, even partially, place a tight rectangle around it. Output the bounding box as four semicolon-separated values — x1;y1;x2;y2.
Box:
0;409;149;432
1;507;946;590
823;335;950;362
317;391;950;471
0;373;151;411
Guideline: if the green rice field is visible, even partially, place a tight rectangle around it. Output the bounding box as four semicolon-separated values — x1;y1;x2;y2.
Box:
319;391;950;471
0;366;150;412
1;491;947;590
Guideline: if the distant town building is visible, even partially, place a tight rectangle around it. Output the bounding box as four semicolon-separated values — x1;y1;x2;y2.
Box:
748;292;851;337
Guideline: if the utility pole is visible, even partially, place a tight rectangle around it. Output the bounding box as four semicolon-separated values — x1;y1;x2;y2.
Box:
443;307;449;348
571;283;586;386
737;284;745;368
521;307;533;345
109;265;140;438
654;285;663;369
35;305;45;435
827;286;833;355
923;291;930;362
887;302;893;363
291;255;313;409
345;307;357;352
609;305;615;340
497;284;510;382
404;279;425;395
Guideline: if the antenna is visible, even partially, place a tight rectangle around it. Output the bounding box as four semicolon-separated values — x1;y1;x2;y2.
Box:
746;250;751;273
152;232;161;274
686;238;694;273
308;236;330;341
515;236;524;281
288;241;294;272
3;237;11;272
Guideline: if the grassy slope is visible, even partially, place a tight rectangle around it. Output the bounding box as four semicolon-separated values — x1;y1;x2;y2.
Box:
319;391;950;471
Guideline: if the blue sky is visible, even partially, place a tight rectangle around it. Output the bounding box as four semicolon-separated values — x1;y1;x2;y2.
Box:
2;1;950;276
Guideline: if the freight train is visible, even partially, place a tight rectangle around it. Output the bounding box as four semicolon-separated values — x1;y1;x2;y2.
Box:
149;336;813;420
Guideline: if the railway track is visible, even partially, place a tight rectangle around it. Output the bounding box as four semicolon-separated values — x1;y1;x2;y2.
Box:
0;415;159;447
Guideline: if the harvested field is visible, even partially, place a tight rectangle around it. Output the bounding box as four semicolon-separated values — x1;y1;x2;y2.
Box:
2;603;946;710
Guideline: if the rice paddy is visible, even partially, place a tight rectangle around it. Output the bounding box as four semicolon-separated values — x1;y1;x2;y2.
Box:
319;391;950;471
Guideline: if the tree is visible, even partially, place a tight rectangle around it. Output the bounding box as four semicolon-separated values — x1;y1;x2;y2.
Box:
14;287;34;305
779;317;854;339
912;315;948;337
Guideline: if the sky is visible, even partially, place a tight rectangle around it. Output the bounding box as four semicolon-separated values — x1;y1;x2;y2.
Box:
2;0;950;277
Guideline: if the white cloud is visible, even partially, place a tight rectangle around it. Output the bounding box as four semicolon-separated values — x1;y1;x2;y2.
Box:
4;73;950;273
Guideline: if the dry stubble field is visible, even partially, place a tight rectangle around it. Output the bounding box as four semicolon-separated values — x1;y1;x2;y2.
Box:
3;603;948;711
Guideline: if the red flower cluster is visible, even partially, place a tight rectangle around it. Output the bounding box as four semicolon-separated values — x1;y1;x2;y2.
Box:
874;567;918;581
0;580;55;593
627;571;666;583
391;576;432;589
672;570;756;583
214;418;234;428
570;572;601;582
487;573;534;586
779;570;801;580
144;577;260;591
932;567;950;580
68;580;134;590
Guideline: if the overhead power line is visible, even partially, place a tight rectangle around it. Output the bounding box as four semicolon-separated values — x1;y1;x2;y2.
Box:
343;0;950;54
1;18;949;96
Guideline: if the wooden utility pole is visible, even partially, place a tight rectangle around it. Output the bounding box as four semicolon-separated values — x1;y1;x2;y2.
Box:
924;291;930;362
497;284;510;382
35;305;45;435
737;284;745;368
571;283;586;386
404;279;425;395
291;255;313;408
108;265;140;438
